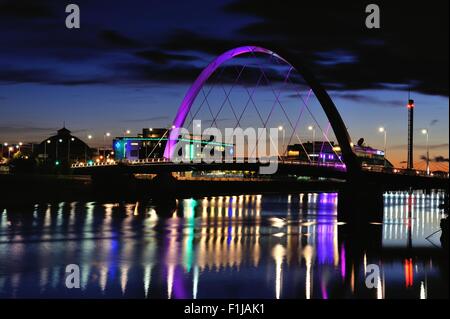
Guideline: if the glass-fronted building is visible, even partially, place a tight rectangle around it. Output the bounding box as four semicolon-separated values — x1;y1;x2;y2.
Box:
113;128;234;161
286;141;392;167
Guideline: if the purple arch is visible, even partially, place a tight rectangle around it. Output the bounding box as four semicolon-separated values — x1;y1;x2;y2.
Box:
163;46;279;159
163;46;360;173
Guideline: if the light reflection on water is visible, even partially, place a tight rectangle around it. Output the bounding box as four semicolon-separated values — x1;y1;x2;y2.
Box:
0;191;447;299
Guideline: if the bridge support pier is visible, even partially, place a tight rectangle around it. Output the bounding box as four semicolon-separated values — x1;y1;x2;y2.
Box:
338;181;384;225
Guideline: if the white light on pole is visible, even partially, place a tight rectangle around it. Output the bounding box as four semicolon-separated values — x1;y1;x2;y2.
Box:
422;129;430;175
378;127;387;166
278;125;285;157
308;125;316;162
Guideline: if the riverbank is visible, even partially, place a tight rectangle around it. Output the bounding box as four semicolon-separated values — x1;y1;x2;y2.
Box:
0;173;343;204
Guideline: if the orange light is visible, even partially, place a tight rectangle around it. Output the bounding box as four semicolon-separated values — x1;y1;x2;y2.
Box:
404;258;414;288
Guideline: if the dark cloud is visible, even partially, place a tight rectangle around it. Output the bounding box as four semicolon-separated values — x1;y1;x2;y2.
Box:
99;30;143;49
112;60;289;86
430;119;439;126
220;0;449;96
0;68;55;85
0;0;447;98
0;67;112;86
135;50;198;64
0;125;58;134
332;93;404;107
420;155;449;163
161;30;236;56
391;143;449;150
0;0;54;19
434;155;449;163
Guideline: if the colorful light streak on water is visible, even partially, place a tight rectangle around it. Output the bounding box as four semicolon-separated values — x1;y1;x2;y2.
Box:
0;190;447;299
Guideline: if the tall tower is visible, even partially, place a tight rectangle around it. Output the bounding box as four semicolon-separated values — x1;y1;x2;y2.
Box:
407;98;414;169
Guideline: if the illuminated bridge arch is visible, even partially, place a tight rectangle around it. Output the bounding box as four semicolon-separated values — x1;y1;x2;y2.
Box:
163;46;361;175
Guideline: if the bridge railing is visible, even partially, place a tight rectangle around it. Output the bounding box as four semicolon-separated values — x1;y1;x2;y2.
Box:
361;165;449;178
70;158;448;178
71;157;171;168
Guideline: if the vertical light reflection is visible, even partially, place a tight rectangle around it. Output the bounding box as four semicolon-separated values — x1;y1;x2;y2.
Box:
40;267;48;293
182;199;196;272
272;244;286;299
376;272;384;299
340;244;346;280
57;202;64;227
166;211;179;299
303;245;314;299
120;265;129;295
167;264;174;299
420;281;427;299
99;265;108;293
193;265;199;299
350;264;355;293
144;264;152;298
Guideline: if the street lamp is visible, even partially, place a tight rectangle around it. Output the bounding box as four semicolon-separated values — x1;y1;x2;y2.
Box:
56;138;63;161
422;129;430;175
378;127;387;166
44;139;51;162
68;137;75;164
308;125;316;162
85;134;93;162
125;130;131;135
8;146;13;158
103;132;111;159
278;125;285;157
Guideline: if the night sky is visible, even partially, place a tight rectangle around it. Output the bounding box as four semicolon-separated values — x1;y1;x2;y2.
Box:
0;0;448;169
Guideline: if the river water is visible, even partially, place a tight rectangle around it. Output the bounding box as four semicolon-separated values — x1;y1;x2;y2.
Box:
0;191;447;299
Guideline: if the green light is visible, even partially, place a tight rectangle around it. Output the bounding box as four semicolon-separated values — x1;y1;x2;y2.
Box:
55;160;60;166
190;144;194;161
119;137;234;147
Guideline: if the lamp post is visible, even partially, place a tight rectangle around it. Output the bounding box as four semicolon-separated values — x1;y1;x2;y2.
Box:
68;137;75;165
44;140;50;163
8;146;13;158
104;132;111;160
278;125;285;158
422;129;430;175
308;125;316;162
86;134;92;163
378;127;387;166
56;138;63;163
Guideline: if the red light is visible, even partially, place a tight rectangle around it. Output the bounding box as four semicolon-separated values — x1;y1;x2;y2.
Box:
404;258;414;288
407;103;414;109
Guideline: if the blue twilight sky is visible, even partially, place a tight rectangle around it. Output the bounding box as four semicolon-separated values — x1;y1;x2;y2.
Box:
0;0;448;169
